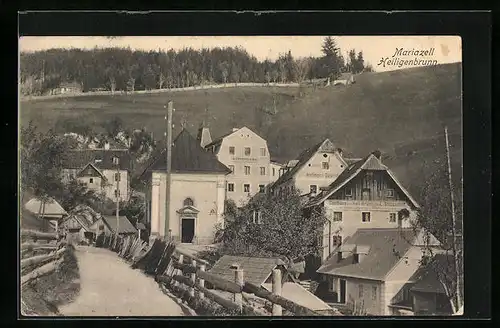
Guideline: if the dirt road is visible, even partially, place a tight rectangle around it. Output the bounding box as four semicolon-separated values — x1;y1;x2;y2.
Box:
58;246;185;317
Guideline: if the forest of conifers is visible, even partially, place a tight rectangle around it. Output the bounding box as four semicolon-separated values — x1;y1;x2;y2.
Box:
19;37;371;95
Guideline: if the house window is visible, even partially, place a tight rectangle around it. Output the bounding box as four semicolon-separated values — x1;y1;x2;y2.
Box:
244;166;251;175
260;167;266;176
228;183;234;192
386;189;395;198
272;168;276;176
366;171;373;177
310;185;317;194
89;178;94;184
372;286;377;300
99;225;104;231
389;213;397;222
183;198;194;207
333;212;343;222
229;146;235;155
252;211;262;224
332;235;342;246
228;165;235;174
322;162;329;170
345;188;353;197
112;157;120;165
362;212;371;222
244;147;251;156
358;284;364;298
259;185;265;193
260;148;267;156
115;172;120;181
114;189;120;197
244;184;250;193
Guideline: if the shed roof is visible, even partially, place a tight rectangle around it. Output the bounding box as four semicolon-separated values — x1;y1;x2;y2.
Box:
209;255;285;286
24;197;67;218
141;128;230;177
317;228;418;281
101;215;137;234
410;253;456;294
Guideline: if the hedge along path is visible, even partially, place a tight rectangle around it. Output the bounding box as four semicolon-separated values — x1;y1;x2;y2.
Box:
58;246;185;317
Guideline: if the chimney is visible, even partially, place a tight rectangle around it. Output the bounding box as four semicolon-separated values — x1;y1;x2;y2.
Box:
353;245;370;264
372;150;382;160
197;122;212;148
104;141;110;150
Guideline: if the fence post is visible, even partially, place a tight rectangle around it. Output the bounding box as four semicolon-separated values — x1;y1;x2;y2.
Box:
175;254;184;288
190;259;196;297
272;269;283;316
234;268;244;313
198;264;205;300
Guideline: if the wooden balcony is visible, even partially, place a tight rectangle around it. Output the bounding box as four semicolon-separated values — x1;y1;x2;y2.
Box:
326;199;408;207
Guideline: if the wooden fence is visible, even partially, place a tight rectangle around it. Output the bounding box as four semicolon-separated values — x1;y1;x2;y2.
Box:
20;229;67;286
102;235;328;316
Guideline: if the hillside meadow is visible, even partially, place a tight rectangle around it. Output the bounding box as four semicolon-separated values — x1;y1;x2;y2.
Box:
20;63;462;199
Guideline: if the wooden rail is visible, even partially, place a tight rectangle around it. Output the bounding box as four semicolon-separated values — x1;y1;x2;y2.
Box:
106;236;326;316
20;229;66;286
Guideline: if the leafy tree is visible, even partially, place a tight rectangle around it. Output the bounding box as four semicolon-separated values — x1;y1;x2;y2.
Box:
20;122;71;223
217;188;328;263
405;158;463;314
55;179;106;212
120;191;146;227
353;51;365;74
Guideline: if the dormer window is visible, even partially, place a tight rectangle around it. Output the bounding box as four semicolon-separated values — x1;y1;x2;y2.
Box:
112;157;120;165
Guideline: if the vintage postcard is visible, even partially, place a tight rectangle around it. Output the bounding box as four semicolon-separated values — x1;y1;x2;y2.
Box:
19;34;463;317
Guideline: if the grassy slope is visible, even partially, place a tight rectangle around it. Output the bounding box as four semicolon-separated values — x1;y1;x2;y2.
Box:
20;63;462;200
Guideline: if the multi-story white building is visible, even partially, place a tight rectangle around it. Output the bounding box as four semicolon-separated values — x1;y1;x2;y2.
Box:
202;126;272;207
270;139;348;197
61;149;132;202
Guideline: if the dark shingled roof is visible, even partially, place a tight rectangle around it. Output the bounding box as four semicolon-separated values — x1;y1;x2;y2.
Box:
142;129;230;176
62;149;133;171
307;153;419;208
410;253;456;294
209;255;285;286
272;139;343;187
317;228;418;281
101;215;137;234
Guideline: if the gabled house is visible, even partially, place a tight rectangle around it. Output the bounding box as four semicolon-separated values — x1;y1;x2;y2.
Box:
270;139;347;197
304;152;420;261
60;213;96;244
316;228;441;316
140;128;230;244
203;126;271;207
61;149;133;202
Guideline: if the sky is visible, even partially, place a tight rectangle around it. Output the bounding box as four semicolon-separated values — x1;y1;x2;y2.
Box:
19;36;462;72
